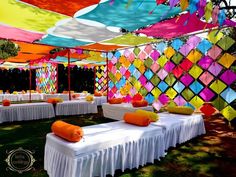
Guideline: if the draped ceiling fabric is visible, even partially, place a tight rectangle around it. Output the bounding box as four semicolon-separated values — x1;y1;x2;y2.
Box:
0;24;43;43
46;18;122;44
0;0;67;33
20;0;100;17
38;34;91;47
136;13;218;39
76;1;181;32
102;33;159;46
5;41;55;63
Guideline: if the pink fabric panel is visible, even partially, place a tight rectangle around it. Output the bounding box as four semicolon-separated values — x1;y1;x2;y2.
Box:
136;13;217;39
0;24;44;43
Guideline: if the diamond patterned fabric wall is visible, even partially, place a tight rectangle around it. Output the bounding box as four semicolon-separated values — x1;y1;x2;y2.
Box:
36;63;57;93
95;65;107;92
107;28;236;119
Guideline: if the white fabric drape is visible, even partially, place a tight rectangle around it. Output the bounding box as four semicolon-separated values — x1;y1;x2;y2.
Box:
152;113;206;150
102;103;154;120
44;113;206;177
0;103;55;123
55;100;98;116
93;96;107;106
45;121;165;177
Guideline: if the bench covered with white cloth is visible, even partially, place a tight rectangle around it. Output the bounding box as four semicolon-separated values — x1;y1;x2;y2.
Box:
102;103;153;120
44;121;165;177
55;100;98;116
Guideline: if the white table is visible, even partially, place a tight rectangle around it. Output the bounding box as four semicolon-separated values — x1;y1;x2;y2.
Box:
44;94;70;101
55;100;98;116
151;113;206;150
102;103;154;120
44;121;165;177
2;94;21;101
21;93;44;101
93;96;107;106
0;102;55;123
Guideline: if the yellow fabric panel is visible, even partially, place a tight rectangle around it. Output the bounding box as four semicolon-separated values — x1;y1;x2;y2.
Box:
0;0;67;32
103;33;159;46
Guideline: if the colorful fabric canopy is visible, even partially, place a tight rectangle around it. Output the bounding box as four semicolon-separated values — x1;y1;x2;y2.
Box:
0;24;43;43
77;1;181;31
136;13;217;39
20;0;100;16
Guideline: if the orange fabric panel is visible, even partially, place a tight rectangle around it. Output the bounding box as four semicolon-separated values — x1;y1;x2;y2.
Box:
123;112;150;126
14;41;55;54
21;0;100;16
6;53;45;63
70;53;90;60
51;120;84;142
79;43;125;52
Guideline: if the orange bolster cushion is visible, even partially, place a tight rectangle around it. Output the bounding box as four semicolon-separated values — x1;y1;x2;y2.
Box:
72;94;80;99
123;112;150;126
108;98;123;104
51;120;84;142
47;98;63;104
94;91;102;97
2;99;11;106
132;100;148;107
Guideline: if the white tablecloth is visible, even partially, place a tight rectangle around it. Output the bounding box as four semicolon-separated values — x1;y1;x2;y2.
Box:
21;93;44;101
1;94;21;101
152;113;206;150
102;103;154;120
44;94;70;101
55;100;98;116
0;103;55;123
93;96;107;106
44;121;165;177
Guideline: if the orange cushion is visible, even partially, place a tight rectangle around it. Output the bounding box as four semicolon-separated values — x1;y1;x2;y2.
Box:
108;98;123;104
72;94;80;99
47;98;63;104
51;120;84;142
123;112;150;126
132;100;148;107
94;91;102;97
2;99;11;106
103;92;107;96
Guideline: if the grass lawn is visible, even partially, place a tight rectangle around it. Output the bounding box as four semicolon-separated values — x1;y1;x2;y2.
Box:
0;107;235;177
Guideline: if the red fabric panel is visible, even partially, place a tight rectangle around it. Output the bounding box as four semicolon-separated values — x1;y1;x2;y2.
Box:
20;0;100;16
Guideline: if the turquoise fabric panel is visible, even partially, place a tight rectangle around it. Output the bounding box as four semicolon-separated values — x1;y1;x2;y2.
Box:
77;1;181;31
52;56;78;63
38;34;91;47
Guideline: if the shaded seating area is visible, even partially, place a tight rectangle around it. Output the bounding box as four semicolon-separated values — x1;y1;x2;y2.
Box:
44;113;205;177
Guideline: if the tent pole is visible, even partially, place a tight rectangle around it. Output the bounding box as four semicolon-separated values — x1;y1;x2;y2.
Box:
106;52;109;101
93;66;96;94
68;49;71;100
29;63;32;103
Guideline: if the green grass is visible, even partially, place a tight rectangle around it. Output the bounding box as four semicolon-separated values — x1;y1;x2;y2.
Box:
0;109;235;177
